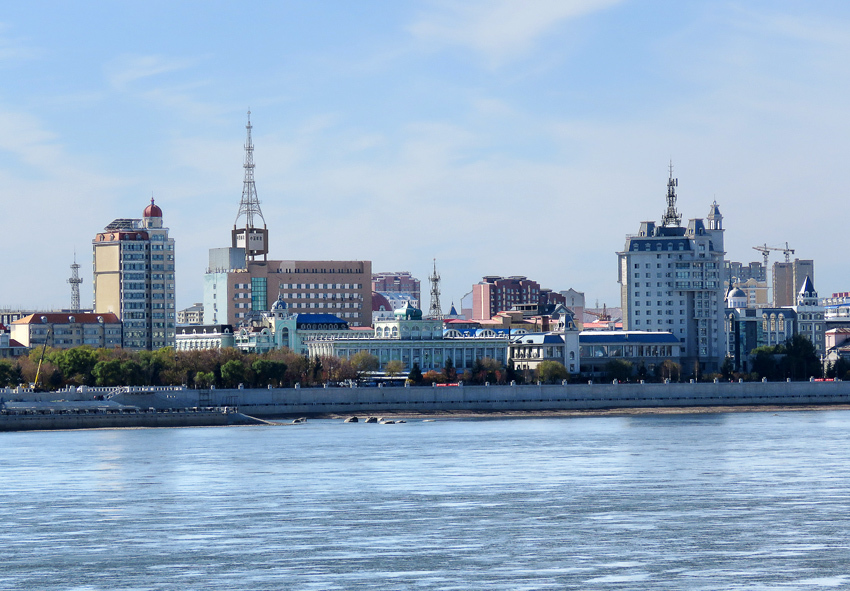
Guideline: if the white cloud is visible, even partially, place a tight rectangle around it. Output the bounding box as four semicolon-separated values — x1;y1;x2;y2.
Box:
409;0;622;63
105;54;199;91
0;21;42;65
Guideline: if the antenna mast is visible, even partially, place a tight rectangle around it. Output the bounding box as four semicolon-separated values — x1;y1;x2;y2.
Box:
67;253;82;312
661;160;682;227
428;259;443;319
232;111;269;262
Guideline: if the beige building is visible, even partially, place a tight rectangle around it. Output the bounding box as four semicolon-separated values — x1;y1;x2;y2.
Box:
773;259;814;308
11;313;122;349
93;199;176;350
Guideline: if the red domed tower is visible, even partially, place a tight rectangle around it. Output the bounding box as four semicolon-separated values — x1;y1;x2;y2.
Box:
144;198;162;218
143;198;163;229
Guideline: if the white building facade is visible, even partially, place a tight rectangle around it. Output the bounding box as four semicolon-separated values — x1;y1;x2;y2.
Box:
306;303;509;372
618;173;726;374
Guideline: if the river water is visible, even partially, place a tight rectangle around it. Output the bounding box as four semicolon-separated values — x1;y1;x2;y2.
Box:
2;411;850;590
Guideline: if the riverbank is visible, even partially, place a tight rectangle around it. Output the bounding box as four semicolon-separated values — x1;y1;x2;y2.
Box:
284;402;850;421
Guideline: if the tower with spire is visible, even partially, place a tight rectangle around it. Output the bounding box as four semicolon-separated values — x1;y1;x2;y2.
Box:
428;259;443;319
232;111;269;262
661;160;682;227
67;253;83;313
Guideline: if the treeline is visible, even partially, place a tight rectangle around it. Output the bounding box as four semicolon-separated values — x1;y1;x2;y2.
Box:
599;334;838;383
0;347;336;390
0;346;564;390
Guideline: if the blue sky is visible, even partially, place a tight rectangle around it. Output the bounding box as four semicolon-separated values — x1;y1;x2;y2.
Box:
1;1;849;313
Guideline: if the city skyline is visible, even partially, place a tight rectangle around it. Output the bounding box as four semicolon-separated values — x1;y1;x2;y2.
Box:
1;2;849;312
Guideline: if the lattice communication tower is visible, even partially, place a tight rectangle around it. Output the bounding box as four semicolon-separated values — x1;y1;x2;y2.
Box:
232;111;269;261
661;160;682;227
68;253;83;312
428;259;443;319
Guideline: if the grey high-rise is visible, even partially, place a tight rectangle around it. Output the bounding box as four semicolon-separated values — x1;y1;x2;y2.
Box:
617;170;726;375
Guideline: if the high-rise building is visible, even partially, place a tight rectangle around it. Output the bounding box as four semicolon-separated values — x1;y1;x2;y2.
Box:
93;199;176;349
617;169;726;374
203;114;372;328
204;258;372;327
772;259;815;307
471;276;565;321
372;271;421;304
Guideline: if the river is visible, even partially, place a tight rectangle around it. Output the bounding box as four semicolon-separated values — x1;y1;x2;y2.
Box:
2;410;849;589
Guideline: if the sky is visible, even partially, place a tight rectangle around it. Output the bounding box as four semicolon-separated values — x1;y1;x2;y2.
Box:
1;0;849;314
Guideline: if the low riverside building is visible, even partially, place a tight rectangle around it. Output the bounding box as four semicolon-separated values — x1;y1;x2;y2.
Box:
578;330;682;378
306;302;509;372
724;278;824;372
11;313;122;350
510;332;580;375
175;325;235;351
0;324;26;358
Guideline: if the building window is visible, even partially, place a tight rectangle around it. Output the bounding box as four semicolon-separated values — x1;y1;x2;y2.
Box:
252;277;268;312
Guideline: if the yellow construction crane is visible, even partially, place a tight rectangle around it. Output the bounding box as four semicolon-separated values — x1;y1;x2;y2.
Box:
752;242;795;266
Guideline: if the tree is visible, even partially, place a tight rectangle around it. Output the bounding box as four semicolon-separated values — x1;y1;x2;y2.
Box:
252;359;288;387
658;360;681;382
93;359;123;387
385;359;404;378
781;334;821;380
751;345;781;381
120;360;145;386
422;370;446;385
350;350;379;382
720;356;735;381
220;359;246;388
408;362;423;385
605;359;634;382
827;357;850;380
194;371;215;389
443;357;457;382
0;360;12;387
537;360;568;384
50;346;99;385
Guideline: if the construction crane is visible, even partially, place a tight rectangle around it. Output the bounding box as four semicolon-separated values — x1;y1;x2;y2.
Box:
752;242;795;266
31;327;51;391
586;303;611;322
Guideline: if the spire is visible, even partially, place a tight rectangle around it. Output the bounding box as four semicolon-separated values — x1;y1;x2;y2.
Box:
235;111;266;230
232;111;269;262
428;259;443;319
661;160;682;227
67;252;82;313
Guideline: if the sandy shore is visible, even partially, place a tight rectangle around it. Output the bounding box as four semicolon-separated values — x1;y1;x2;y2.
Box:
262;403;850;421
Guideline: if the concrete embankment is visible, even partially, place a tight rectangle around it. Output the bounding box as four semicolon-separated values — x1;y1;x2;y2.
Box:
101;379;850;417
4;380;850;426
0;409;266;432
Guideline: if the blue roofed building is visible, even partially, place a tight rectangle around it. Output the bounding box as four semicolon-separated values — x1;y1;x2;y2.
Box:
579;330;682;378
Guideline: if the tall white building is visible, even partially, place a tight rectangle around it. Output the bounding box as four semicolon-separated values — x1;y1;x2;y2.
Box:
617;170;726;375
792;276;825;356
93;199;176;350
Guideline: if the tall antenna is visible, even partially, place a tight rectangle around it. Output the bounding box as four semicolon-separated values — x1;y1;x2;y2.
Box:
232;110;269;262
68;252;82;312
661;160;682;227
428;259;443;319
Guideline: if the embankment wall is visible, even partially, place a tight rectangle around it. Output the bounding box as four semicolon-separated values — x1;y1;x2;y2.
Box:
102;380;850;416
